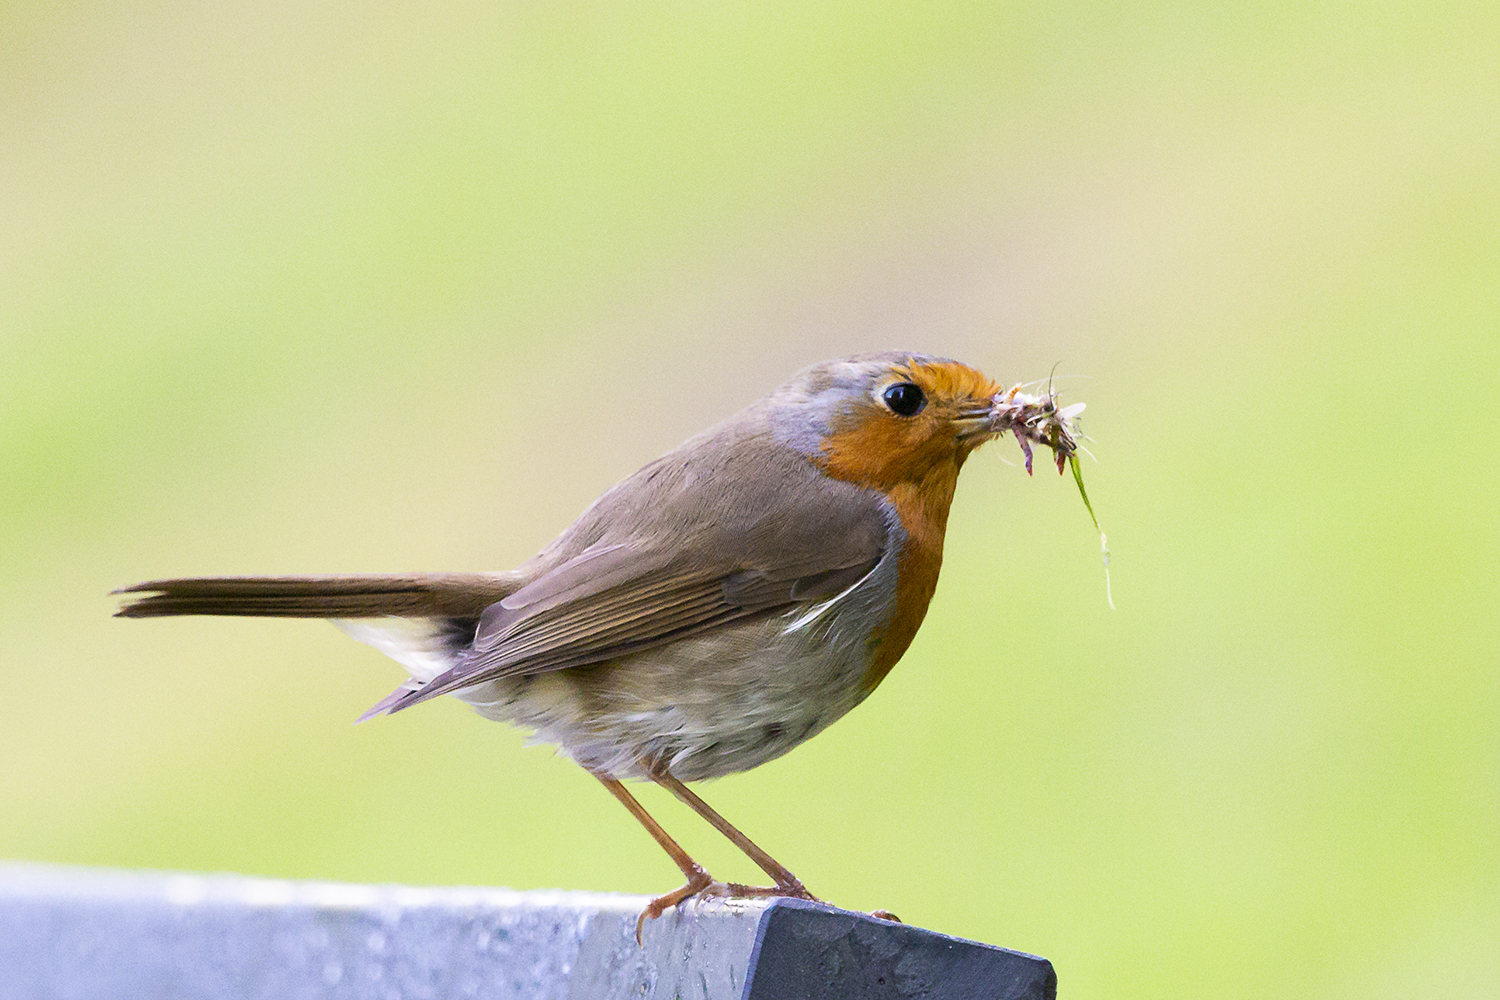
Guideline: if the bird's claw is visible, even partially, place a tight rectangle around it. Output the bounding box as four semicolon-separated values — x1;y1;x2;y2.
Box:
635;868;714;944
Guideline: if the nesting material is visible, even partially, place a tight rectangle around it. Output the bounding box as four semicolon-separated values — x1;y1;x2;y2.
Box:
991;383;1113;608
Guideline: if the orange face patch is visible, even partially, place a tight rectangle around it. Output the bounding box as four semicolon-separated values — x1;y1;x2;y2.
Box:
813;359;1003;492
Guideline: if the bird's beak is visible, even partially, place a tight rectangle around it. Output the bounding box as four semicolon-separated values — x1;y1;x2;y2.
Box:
954;404;1001;443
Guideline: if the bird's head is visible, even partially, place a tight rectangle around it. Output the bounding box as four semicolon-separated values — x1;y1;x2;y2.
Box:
768;352;1028;491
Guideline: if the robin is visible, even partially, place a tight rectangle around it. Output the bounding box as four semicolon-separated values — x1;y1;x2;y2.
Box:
117;351;1084;936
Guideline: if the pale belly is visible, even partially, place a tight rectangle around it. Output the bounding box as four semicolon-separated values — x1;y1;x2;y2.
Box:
453;607;880;782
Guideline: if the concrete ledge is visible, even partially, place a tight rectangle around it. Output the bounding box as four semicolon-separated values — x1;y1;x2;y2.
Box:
0;862;1055;1000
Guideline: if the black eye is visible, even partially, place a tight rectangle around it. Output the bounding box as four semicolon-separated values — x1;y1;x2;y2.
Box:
882;382;925;417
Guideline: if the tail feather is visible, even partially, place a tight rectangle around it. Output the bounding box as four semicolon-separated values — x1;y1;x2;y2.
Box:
115;572;522;722
113;573;519;620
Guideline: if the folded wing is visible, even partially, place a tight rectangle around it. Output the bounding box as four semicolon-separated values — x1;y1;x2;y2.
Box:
374;534;884;715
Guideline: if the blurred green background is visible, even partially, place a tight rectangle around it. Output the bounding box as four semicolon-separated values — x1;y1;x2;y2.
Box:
3;2;1497;997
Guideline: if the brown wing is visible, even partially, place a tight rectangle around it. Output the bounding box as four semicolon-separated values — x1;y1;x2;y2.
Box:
378;539;884;714
371;417;896;716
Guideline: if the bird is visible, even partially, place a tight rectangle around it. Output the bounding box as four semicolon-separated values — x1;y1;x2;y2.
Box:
116;351;1084;937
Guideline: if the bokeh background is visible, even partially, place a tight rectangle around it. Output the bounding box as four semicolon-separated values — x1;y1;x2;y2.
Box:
4;3;1497;997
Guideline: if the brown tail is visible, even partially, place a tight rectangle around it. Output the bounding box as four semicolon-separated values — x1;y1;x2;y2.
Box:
114;573;519;620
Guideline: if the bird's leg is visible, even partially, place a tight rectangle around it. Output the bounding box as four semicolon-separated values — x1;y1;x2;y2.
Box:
593;772;715;942
647;766;818;902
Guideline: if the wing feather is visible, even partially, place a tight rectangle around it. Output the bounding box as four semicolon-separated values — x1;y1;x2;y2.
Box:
380;550;883;713
369;432;897;716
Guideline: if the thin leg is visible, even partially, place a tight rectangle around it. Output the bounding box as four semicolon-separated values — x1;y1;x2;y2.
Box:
649;768;817;901
592;772;713;942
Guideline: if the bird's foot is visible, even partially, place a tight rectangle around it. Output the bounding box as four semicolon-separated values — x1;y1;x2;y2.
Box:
716;878;819;904
635;875;820;942
870;909;902;922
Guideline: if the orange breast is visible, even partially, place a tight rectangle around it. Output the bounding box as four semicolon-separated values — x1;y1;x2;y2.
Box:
813;430;962;695
859;469;958;694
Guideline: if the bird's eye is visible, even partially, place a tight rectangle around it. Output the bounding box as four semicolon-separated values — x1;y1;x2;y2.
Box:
882;382;925;417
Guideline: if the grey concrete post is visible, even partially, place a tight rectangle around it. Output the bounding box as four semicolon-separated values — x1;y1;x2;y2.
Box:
0;863;1055;999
